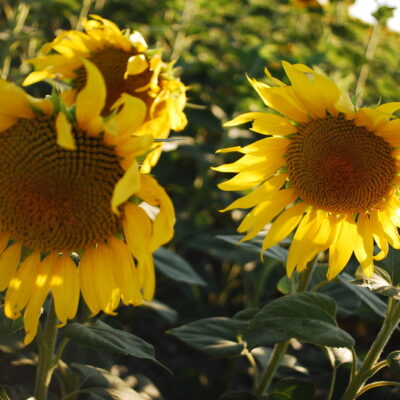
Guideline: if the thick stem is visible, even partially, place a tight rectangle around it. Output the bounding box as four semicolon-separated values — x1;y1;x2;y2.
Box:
341;300;400;400
34;300;59;400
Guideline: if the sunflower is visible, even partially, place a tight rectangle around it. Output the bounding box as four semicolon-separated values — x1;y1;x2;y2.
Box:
0;59;175;345
215;61;400;280
23;15;187;173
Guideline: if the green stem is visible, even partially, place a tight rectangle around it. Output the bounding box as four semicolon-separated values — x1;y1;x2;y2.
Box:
341;299;400;400
356;380;400;397
254;341;289;396
34;300;59;400
253;260;317;396
327;367;337;400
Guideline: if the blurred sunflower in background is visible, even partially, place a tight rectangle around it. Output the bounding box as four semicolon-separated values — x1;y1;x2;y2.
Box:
291;0;321;8
216;61;400;280
23;15;188;173
0;59;174;345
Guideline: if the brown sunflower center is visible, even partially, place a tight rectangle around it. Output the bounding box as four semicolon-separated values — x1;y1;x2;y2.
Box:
75;46;154;113
0;115;124;252
286;116;395;213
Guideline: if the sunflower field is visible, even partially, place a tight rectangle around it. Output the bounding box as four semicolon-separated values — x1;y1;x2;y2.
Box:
1;0;400;399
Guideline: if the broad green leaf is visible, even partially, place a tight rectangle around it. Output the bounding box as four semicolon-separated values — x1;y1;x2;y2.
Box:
338;273;387;317
71;363;144;399
154;247;207;286
169;317;245;357
143;299;179;324
251;292;354;347
269;378;315;400
64;320;160;365
387;351;400;379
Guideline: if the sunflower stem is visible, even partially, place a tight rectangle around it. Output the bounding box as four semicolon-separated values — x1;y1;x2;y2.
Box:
34;299;59;400
341;298;400;400
253;260;317;396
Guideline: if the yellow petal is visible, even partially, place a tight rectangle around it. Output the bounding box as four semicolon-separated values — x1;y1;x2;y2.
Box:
224;112;297;136
124;54;148;78
370;210;389;261
354;215;374;278
238;188;297;240
111;161;141;214
221;174;286;212
0;243;21;291
105;94;147;143
123;203;155;300
75;58;105;135
51;254;79;326
0;79;34;119
108;236;142;305
56;112;76;150
22;70;50;86
0;114;18;131
23;253;54;345
137;174;176;250
4;252;40;319
262;202;307;252
328;216;357;280
375;119;400;147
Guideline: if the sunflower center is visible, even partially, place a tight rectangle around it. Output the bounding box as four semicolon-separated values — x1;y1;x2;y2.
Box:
75;46;154;113
0;115;124;252
286;116;395;213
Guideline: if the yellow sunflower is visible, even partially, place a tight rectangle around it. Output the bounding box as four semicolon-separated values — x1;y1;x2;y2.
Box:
0;59;175;345
23;15;187;173
215;61;400;280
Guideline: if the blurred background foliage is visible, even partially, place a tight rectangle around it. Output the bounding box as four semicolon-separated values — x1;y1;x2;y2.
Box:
1;0;400;399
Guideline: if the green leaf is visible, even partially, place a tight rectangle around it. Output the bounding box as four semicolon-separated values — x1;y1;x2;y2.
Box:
219;392;268;400
387;351;400;379
216;235;288;262
351;267;400;300
154;247;207;286
269;378;315;400
0;311;23;336
338;273;387;317
64;320;161;366
251;292;354;348
169;317;245;357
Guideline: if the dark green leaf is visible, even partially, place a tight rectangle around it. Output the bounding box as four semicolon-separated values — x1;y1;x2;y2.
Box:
143;299;179;324
64;320;161;366
0;387;10;400
251;292;354;347
169;317;246;356
270;378;315;400
154;247;207;286
387;351;400;379
0;312;23;336
338;273;387;317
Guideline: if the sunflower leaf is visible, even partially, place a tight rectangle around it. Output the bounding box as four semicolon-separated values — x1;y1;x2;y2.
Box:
250;292;354;348
154;247;207;286
63;320;164;368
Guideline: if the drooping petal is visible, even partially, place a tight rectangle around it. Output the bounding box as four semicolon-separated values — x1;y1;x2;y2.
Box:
51;254;79;326
75;58;105;136
23;253;55;345
4;252;40;319
328;216;358;280
111;161;141;214
0;79;34;119
55;111;76;150
353;214;374;277
0;243;21;291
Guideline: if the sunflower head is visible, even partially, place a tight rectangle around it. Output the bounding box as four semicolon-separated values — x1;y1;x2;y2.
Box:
23;15;188;172
216;61;400;281
0;59;175;344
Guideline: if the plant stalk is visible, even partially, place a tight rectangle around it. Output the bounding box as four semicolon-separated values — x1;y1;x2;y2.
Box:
34;300;59;400
341;299;400;400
